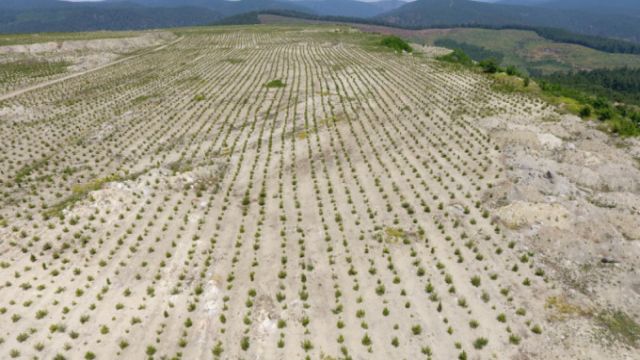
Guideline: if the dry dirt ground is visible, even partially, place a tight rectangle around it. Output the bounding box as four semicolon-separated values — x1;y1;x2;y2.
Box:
0;25;638;360
0;31;176;94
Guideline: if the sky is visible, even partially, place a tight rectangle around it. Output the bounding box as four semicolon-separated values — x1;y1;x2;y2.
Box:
61;0;419;2
60;0;501;2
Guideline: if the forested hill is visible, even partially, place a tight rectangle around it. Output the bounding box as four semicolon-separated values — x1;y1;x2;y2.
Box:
2;0;640;42
220;9;640;55
0;3;223;34
539;0;640;17
377;0;640;43
540;67;640;106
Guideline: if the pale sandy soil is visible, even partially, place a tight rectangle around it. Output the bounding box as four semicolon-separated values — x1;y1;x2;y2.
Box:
0;31;176;94
0;25;637;360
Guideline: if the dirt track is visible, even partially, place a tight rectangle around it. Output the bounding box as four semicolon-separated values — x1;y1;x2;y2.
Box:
0;34;182;102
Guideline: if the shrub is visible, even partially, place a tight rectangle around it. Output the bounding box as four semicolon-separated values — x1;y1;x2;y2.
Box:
480;59;499;74
240;336;250;351
579;106;592;118
362;333;371;346
380;36;413;53
598;108;613;121
597;310;640;347
391;336;399;347
301;339;313;351
265;79;285;88
438;49;473;66
212;341;223;356
473;337;488;349
531;324;543;334
145;345;156;356
506;65;520;76
35;309;48;319
412;324;422;335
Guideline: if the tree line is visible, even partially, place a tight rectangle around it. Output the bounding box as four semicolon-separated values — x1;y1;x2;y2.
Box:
213;10;640;55
540;67;640;106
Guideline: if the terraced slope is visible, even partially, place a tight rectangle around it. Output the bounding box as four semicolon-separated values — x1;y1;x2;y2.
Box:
0;26;638;360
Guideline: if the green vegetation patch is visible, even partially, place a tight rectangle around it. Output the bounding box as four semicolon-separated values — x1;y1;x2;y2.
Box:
539;81;640;137
44;174;121;218
177;75;203;85
0;60;70;84
424;28;640;75
531;27;640;55
44;170;145;218
14;157;50;184
437;49;473;67
167;160;193;174
436;47;640;137
540;67;640;106
597;310;640;348
0;31;137;46
385;227;405;239
265;79;286;88
223;58;245;64
434;39;502;63
545;296;592;321
131;93;160;105
380;36;412;53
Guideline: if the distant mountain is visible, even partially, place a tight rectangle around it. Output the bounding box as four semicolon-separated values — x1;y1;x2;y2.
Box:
289;0;405;18
373;0;408;13
0;0;66;10
495;0;640;17
0;2;222;33
495;0;548;5
2;0;639;40
289;0;376;18
377;0;640;42
539;0;640;17
106;0;402;18
104;0;312;15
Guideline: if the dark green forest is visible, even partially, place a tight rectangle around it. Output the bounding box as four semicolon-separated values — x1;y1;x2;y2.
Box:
436;49;640;136
540;68;640;106
215;10;640;56
380;36;413;53
528;27;640;55
0;5;222;33
433;39;503;63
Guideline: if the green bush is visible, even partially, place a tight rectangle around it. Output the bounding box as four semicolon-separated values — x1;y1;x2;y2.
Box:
437;49;473;66
480;59;499;74
434;39;503;63
596;310;640;347
506;65;520;76
380;36;413;53
473;337;488;349
579;106;592;118
609;117;640;136
265;79;285;88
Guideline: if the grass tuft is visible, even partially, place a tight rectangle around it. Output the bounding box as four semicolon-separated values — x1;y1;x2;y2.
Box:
265;79;285;88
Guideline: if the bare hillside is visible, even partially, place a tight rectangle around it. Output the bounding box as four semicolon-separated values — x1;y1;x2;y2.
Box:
0;25;638;360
